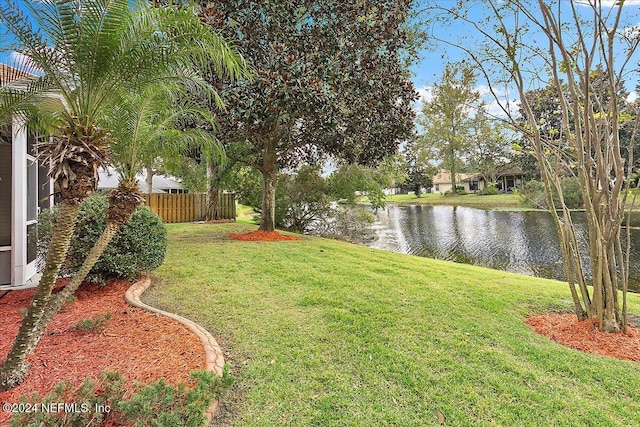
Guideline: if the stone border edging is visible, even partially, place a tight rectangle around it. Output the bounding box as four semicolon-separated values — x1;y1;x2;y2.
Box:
124;276;225;425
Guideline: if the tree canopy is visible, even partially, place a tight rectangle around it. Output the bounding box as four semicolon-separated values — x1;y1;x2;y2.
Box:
199;0;417;231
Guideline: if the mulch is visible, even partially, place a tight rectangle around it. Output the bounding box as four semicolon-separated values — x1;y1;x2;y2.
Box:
0;279;204;426
228;229;300;241
526;313;640;362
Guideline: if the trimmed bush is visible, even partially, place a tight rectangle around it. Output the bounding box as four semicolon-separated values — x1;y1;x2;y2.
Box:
522;177;583;209
37;192;167;282
480;184;499;195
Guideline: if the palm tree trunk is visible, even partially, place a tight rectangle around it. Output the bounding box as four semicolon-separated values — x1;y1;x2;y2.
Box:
145;165;154;195
0;201;81;391
28;222;122;350
30;179;144;346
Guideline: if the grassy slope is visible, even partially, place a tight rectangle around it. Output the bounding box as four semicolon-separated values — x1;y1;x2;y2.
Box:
384;193;525;209
144;223;640;427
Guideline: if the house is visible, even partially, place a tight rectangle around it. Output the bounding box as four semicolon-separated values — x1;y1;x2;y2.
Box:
431;165;525;194
431;170;485;194
1;64;54;289
97;167;187;194
493;165;525;193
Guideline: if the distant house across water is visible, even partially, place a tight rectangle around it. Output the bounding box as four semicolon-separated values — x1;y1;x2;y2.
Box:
431;165;524;194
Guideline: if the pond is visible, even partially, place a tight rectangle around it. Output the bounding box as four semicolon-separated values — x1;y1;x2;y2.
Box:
368;205;640;292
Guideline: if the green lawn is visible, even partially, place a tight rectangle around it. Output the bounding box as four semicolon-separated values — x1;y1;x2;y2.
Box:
236;204;259;224
143;223;640;426
384;193;526;209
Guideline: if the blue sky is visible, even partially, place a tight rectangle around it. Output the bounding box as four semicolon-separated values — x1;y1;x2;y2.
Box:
3;0;640;115
410;0;640;116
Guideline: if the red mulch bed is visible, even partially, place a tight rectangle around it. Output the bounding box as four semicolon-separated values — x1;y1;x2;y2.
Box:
0;279;204;426
526;313;640;362
228;229;300;241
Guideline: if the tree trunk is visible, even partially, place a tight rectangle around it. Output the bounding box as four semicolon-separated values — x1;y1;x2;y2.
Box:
145;165;154;195
206;160;220;220
28;222;122;348
0;201;81;391
259;139;277;232
449;146;457;192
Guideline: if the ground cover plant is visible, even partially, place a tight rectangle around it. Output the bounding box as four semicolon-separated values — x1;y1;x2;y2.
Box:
143;223;640;426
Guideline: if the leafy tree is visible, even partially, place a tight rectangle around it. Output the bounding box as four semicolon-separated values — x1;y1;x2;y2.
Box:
467;106;514;185
276;165;332;233
199;0;417;232
427;0;640;332
415;62;480;191
327;163;394;210
0;0;244;390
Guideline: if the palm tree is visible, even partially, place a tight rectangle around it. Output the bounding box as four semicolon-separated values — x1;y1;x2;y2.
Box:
33;82;227;333
0;0;246;391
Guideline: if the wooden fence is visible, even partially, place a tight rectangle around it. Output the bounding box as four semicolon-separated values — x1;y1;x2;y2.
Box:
144;192;236;223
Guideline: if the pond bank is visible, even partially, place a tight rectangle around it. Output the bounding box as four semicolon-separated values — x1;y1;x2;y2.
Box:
145;223;640;426
369;204;640;292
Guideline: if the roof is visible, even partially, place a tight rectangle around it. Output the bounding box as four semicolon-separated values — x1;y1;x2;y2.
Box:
432;170;478;184
433;165;524;184
496;165;524;177
0;63;37;87
97;167;185;194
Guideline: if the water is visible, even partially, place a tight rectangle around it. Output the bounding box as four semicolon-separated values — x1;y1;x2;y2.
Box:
369;205;640;291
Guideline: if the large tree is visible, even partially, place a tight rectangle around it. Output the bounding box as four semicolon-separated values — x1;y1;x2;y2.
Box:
467;106;514;186
199;0;417;232
0;0;245;390
415;62;480;191
427;0;640;332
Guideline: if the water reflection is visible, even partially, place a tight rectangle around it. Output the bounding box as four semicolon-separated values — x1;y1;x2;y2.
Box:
369;205;640;291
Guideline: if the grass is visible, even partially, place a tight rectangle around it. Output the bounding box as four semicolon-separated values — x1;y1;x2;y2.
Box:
143;223;640;426
236;204;259;224
384;192;526;209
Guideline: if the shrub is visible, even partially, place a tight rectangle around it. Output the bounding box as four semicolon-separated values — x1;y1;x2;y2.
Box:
75;313;112;333
37;193;167;282
522;177;583;209
315;206;377;244
560;176;583;209
480;183;499;195
522;179;549;208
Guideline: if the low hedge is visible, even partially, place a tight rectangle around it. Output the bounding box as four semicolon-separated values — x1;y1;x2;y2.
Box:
37;192;167;282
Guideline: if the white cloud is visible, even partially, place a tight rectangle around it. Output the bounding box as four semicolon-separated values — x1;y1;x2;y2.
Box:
412;86;434;114
416;86;434;104
476;85;520;119
413;84;521;119
8;51;43;74
627;91;638;102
